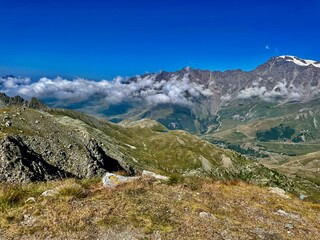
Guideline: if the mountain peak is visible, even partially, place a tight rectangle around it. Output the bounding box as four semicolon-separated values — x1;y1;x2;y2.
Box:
276;55;320;68
184;66;192;71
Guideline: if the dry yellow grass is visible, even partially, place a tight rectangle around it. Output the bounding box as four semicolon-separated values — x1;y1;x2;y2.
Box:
0;177;319;239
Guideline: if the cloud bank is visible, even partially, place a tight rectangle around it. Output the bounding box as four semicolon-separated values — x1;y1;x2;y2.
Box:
0;74;306;109
0;73;213;106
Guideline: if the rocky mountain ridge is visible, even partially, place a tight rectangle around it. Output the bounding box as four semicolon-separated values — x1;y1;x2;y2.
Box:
0;92;47;109
92;55;320;136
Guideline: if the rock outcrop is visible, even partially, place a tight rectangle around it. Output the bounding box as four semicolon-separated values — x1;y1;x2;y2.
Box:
0;136;73;182
0;94;131;182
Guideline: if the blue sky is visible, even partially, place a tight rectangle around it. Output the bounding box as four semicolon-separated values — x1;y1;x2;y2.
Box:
0;0;319;79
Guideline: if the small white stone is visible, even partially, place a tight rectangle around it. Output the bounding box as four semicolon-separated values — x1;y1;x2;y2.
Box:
142;170;169;181
25;197;36;204
102;173;139;188
41;189;59;197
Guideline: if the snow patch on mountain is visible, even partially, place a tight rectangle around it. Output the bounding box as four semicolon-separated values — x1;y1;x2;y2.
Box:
278;56;320;68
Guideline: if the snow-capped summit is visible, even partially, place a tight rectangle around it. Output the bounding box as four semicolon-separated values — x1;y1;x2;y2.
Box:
277;55;320;68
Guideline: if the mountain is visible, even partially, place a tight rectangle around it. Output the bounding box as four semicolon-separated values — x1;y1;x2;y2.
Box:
54;56;319;162
33;55;316;137
0;93;307;193
3;56;319;137
99;56;320;133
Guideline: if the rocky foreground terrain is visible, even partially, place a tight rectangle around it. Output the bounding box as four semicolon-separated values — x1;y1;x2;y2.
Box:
0;177;319;240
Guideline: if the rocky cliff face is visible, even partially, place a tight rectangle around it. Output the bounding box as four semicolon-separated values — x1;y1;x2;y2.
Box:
0;135;73;182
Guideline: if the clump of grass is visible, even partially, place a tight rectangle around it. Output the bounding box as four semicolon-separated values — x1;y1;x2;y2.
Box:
56;181;87;199
80;177;101;189
168;173;184;185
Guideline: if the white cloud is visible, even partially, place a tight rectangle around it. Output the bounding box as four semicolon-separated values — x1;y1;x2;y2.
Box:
238;86;267;99
220;94;231;102
0;76;31;90
146;94;171;105
265;44;270;50
237;80;301;102
2;73;304;109
0;73;213;106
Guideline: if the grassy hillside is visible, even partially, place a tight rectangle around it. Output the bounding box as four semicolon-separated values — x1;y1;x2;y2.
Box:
51;109;298;193
0;106;296;190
